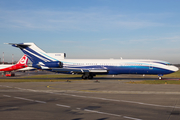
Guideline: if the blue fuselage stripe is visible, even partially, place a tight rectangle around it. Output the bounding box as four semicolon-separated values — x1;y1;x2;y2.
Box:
22;48;54;63
62;65;175;75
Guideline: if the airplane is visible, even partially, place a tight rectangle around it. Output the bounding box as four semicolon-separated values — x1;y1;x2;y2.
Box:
0;54;28;76
7;43;179;79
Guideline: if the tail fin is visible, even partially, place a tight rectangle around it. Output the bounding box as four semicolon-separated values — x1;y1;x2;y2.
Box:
16;55;28;65
6;43;66;64
7;43;58;63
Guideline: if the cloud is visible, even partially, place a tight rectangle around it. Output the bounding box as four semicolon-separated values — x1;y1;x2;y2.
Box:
0;8;166;31
97;36;180;46
129;36;180;43
100;39;110;41
57;40;76;43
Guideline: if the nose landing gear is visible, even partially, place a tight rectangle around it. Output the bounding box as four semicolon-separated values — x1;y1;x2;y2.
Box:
158;74;163;80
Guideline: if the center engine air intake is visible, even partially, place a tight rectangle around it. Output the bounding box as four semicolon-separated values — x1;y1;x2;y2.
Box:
32;61;63;68
43;61;63;68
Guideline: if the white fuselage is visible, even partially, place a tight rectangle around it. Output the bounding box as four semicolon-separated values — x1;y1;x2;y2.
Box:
60;59;178;75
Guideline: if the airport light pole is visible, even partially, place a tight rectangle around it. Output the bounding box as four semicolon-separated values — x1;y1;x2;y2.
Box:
12;54;14;64
2;52;4;64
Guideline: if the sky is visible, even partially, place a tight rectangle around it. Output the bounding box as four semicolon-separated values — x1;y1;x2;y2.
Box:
0;0;180;63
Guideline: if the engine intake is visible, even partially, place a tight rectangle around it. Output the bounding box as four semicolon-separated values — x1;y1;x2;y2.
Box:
32;61;63;68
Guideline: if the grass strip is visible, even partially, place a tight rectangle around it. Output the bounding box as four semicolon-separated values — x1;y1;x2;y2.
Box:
0;79;80;82
163;70;180;78
22;74;82;78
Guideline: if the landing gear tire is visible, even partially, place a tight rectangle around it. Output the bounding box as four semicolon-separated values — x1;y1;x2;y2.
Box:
88;75;93;79
82;74;94;79
11;72;15;76
158;74;163;80
82;75;88;79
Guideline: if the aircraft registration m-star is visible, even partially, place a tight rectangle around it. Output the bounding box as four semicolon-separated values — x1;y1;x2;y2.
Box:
7;43;179;79
0;54;28;76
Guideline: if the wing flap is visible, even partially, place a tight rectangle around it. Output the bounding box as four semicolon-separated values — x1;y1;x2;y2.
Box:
51;68;108;73
89;69;108;72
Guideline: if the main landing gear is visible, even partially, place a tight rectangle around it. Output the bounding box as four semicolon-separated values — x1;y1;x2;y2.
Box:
82;73;94;79
158;74;163;80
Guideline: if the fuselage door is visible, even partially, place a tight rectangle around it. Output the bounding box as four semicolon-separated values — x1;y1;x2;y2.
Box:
149;61;153;69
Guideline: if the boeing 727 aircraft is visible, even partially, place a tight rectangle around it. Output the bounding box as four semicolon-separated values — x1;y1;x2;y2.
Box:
0;54;28;76
7;43;179;79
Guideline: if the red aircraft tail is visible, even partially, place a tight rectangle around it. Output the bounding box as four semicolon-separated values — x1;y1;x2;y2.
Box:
16;55;28;65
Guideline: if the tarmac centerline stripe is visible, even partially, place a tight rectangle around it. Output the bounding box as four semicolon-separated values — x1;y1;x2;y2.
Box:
5;86;13;88
14;97;46;103
3;95;11;97
123;116;142;120
35;100;46;104
14;97;34;102
56;104;71;108
84;109;121;117
83;109;142;120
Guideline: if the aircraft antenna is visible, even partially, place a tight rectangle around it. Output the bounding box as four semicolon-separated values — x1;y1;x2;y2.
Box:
12;54;14;64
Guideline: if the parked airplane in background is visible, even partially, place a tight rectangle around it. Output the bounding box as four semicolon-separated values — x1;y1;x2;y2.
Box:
0;54;28;76
7;43;179;79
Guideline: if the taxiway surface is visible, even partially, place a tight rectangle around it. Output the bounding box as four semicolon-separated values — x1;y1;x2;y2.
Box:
0;78;180;120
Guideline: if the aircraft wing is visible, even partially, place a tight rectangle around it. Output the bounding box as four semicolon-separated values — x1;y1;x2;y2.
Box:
17;67;36;71
51;68;108;74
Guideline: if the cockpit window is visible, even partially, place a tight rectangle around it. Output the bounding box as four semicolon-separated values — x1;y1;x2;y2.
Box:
166;63;172;66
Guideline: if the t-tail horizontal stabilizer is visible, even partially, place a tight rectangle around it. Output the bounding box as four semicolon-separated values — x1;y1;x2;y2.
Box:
5;43;30;49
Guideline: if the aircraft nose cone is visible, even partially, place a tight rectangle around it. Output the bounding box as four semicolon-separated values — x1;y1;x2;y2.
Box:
169;66;179;72
173;66;179;72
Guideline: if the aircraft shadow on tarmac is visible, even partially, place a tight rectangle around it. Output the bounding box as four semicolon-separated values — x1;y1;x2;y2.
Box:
0;75;159;81
0;71;177;80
